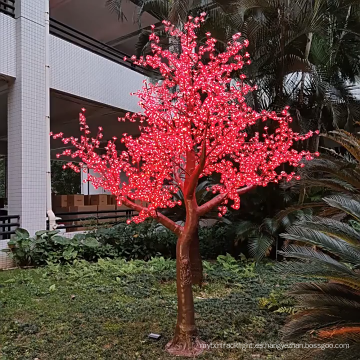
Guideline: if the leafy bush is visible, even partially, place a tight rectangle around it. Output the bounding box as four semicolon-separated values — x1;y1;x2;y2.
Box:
2;229;101;266
96;220;240;260
95;221;177;260
258;289;296;315
3;220;256;267
199;223;238;259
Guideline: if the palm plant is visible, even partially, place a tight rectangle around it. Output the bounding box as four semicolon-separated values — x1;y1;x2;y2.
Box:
107;1;360;151
276;128;360;358
105;1;360;264
270;129;359;235
277;195;360;359
107;1;360;147
106;0;214;25
214;0;360;150
284;129;360;205
228;184;314;261
106;0;230;58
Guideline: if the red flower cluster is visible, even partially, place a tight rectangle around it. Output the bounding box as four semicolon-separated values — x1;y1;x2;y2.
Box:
53;13;318;224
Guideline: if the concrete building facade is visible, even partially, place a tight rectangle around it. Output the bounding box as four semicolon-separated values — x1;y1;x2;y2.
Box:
0;0;154;236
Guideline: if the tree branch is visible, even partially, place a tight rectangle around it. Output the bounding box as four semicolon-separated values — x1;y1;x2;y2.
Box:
173;166;184;192
122;198;183;236
185;120;208;199
197;185;255;217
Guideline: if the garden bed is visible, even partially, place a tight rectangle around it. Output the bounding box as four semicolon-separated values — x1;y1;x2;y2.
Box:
0;257;300;359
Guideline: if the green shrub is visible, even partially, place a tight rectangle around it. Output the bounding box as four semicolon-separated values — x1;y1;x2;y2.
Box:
199;223;238;259
96;221;241;260
3;220;248;267
258;289;296;314
95;221;177;260
2;229;102;266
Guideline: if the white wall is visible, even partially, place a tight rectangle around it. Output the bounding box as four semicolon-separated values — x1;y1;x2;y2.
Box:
7;0;48;235
81;168;110;195
80;168;129;195
0;13;16;78
50;35;144;112
0;240;14;269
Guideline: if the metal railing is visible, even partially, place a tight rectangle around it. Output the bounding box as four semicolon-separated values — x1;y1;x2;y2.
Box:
0;0;15;17
50;209;135;232
49;18;159;78
0;215;20;239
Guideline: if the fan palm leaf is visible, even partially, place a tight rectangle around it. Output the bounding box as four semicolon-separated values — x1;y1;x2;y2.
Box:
324;130;360;163
248;233;275;261
106;0;128;21
278;192;360;355
282;282;360;336
299;155;360;192
281;226;360;264
294;215;360;246
324;195;360;222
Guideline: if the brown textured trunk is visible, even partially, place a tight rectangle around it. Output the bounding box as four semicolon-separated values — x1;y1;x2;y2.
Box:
308;134;320;153
299;32;313;105
166;200;206;356
307;107;322;153
189;228;203;286
298;30;314;204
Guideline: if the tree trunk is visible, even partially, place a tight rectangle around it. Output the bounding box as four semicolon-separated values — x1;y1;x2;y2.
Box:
166;214;206;356
308;106;323;153
308;133;320;153
189;228;203;286
298;31;314;204
299;32;313;105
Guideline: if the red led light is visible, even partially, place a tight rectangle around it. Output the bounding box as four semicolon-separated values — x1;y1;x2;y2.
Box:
53;14;317;224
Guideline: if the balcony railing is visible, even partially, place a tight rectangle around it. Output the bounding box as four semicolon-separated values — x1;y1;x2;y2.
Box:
0;0;15;17
0;215;20;239
49;208;134;232
49;18;159;78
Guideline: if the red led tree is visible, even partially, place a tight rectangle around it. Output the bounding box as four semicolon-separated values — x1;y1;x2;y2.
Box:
54;13;317;357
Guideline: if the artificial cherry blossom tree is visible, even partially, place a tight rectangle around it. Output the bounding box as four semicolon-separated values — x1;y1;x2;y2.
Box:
53;13;318;357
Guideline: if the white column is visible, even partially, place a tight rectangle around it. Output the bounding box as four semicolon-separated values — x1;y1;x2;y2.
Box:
81;168;110;195
81;167;89;195
7;0;48;234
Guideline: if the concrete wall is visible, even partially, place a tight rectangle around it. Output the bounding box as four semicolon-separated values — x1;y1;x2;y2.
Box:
0;13;16;78
0;4;146;268
7;0;48;235
80;168;129;195
50;35;144;112
0;240;14;269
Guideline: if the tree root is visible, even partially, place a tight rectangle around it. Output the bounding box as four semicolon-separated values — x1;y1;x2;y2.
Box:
165;335;207;357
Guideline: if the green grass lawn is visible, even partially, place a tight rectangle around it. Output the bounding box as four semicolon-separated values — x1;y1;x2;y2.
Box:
0;257;301;359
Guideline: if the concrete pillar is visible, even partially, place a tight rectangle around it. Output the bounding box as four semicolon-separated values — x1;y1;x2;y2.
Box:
7;0;48;234
81;168;110;195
